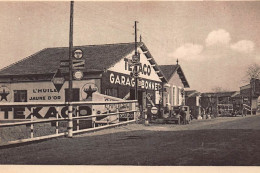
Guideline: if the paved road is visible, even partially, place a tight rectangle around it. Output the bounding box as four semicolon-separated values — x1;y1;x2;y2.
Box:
77;114;260;135
1;114;260;165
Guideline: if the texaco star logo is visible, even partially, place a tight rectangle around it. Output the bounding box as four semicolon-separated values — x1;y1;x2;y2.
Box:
0;86;11;102
81;83;99;100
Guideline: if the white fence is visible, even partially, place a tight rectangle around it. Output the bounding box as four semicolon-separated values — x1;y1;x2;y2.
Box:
0;100;138;146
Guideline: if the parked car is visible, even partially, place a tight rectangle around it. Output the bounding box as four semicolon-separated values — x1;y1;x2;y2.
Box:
165;106;191;124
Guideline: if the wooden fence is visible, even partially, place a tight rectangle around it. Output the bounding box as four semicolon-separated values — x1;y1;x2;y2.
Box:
0;100;138;146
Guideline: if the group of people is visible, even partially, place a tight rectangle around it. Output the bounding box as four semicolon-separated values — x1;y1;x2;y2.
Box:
201;106;212;119
172;106;189;125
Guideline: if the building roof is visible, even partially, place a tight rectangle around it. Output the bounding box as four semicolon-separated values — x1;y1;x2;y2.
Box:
0;42;142;76
201;91;237;97
159;64;190;88
185;90;201;97
0;42;167;83
158;65;178;80
240;83;251;90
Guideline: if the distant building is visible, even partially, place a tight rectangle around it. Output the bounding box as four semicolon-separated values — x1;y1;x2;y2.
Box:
159;63;190;110
240;78;260;113
200;91;242;117
185;90;201;118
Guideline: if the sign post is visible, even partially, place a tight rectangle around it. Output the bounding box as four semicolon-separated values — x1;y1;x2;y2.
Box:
151;106;158;115
72;49;85;80
133;21;139;101
68;1;74;138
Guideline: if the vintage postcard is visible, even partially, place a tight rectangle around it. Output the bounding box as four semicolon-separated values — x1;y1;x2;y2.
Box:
0;1;260;172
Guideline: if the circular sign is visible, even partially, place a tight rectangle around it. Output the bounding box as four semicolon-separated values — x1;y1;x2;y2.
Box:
81;83;99;100
73;70;83;80
0;85;11;102
74;49;83;59
151;106;158;114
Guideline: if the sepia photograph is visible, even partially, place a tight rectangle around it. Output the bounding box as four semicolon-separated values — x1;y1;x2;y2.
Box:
0;0;260;170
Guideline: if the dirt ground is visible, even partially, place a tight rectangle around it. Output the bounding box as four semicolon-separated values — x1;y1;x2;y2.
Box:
1;114;260;165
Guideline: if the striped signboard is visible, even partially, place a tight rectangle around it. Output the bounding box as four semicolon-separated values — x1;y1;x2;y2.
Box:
72;60;85;69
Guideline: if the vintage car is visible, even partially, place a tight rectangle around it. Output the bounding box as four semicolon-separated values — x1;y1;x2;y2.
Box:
165;106;191;124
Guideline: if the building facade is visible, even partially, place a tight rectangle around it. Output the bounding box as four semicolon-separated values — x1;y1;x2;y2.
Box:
185;90;201;118
0;42;169;120
159;64;190;110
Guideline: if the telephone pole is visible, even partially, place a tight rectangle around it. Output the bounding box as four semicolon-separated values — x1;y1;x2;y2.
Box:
68;1;74;138
135;21;137;56
134;21;138;100
68;1;74;103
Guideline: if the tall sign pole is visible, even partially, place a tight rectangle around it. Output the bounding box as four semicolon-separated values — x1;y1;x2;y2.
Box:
68;1;74;138
134;21;138;101
69;1;74;103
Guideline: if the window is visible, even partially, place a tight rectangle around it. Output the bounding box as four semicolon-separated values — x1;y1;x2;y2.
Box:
176;87;179;105
105;88;118;98
172;87;175;106
14;90;27;102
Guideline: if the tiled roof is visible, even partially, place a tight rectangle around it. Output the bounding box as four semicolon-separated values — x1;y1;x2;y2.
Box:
0;42;143;76
159;64;190;88
158;65;178;81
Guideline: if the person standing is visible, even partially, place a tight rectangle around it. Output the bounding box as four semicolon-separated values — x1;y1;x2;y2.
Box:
180;107;187;125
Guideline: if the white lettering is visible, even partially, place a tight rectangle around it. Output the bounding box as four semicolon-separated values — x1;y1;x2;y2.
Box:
155;83;158;90
131;78;135;87
126;77;131;86
151;82;155;90
108;73;161;91
115;75;121;84
145;81;149;89
148;82;152;90
121;76;126;85
110;73;115;84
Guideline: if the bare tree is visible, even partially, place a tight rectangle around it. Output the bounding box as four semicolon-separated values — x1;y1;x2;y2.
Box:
243;63;260;83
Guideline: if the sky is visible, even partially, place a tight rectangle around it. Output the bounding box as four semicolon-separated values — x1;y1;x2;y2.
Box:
0;1;259;92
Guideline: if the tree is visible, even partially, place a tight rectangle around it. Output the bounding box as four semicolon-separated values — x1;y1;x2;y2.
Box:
243;63;260;83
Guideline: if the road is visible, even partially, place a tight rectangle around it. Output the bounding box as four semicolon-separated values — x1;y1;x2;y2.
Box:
1;114;260;165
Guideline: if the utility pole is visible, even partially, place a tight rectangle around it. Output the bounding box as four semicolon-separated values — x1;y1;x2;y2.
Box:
134;21;138;101
68;1;74;103
135;21;137;55
68;1;74;138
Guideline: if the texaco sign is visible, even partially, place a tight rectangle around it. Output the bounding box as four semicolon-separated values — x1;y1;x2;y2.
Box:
0;85;11;102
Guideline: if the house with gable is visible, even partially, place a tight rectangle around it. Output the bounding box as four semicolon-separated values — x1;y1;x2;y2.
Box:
159;61;190;110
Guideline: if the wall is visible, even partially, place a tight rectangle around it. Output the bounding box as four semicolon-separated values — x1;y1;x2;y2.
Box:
0;79;101;103
167;72;184;107
108;47;162;82
0;79;101;120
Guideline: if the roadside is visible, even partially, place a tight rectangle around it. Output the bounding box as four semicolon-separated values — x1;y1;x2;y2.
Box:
75;114;260;138
1;114;260;165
